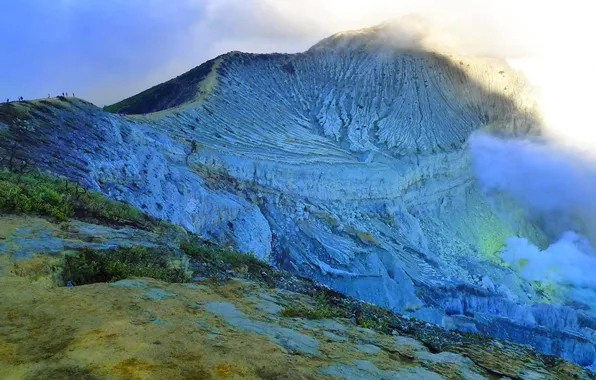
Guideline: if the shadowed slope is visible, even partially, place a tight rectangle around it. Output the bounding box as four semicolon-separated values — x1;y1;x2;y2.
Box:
104;56;221;114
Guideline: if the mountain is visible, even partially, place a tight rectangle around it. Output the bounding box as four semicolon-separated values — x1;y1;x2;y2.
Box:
2;21;595;370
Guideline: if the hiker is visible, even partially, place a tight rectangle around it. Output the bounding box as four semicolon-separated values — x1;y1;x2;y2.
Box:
72;93;75;98
47;94;50;98
65;92;68;97
191;140;199;154
5;98;8;103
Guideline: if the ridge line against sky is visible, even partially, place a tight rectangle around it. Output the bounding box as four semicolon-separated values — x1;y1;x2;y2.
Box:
1;0;594;113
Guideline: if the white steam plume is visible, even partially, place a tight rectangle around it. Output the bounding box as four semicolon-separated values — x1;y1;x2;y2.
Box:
470;133;596;298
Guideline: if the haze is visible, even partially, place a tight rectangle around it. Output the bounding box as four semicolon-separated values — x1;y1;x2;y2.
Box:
1;1;593;136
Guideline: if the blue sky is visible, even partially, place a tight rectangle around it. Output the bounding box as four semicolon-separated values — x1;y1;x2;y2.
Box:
2;1;191;104
0;0;324;105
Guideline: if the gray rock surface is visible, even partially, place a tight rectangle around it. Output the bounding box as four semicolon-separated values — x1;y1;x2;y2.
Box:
0;217;183;260
323;331;348;342
143;288;176;300
355;343;381;354
320;359;443;380
203;301;320;356
302;319;348;332
111;280;148;289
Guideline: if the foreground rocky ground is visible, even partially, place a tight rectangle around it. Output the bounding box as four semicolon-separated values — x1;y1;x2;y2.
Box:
0;214;593;379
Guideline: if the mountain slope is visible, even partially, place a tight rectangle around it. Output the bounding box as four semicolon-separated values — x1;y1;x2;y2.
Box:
2;21;595;369
103;56;221;115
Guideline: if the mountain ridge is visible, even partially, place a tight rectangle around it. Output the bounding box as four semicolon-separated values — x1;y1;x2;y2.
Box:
2;21;595;370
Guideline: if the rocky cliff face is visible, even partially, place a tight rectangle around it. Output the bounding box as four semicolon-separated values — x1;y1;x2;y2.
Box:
2;22;595;369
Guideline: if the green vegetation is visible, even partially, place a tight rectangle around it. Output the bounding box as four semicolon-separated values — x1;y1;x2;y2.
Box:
0;169;153;228
279;287;396;331
61;246;189;286
280;291;346;320
180;238;268;270
280;303;342;319
0;102;30;125
357;316;389;331
12;255;60;283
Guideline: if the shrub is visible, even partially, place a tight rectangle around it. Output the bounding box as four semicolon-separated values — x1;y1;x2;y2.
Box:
77;190;146;227
280;291;345;320
0;180;32;213
180;238;268;270
60;246;189;286
356;317;390;332
0;174;71;221
0;169;153;227
280;304;340;319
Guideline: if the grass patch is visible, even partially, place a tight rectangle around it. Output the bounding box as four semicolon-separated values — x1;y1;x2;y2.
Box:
61;246;189;286
357;316;390;331
280;303;341;319
280;291;346;320
0;102;30;125
0;169;154;228
180;236;281;286
12;255;60;282
180;237;268;270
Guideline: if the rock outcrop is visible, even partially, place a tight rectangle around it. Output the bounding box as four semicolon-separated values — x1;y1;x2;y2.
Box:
2;21;595;368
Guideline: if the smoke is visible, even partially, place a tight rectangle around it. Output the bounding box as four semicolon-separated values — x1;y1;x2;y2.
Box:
470;134;596;233
501;232;596;290
470;133;596;295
